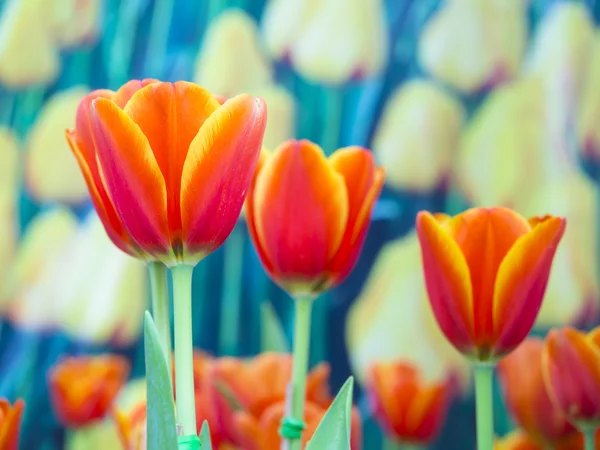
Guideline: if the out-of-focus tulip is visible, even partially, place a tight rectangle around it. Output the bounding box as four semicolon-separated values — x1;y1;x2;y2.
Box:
246;140;384;297
494;431;543;450
366;361;453;445
47;0;102;47
416;207;566;362
194;9;272;98
346;232;470;391
455;77;547;207
543;326;600;427
372;80;464;192
66;79;267;265
514;173;599;328
49;355;130;428
0;128;19;290
498;338;577;447
252;85;295;151
0;399;23;450
578;31;600;164
114;401;147;450
418;0;527;94
262;0;388;84
25;86;91;204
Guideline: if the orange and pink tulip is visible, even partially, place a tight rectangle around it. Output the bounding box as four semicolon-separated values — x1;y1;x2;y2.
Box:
0;399;23;450
245;140;385;297
66;79;266;265
416;207;566;361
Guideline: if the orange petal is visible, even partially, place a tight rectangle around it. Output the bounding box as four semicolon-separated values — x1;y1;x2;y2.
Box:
405;382;451;444
91;98;170;258
416;211;475;354
125;81;220;247
112;79;159;109
445;207;531;352
252;140;348;289
305;362;332;407
233;411;263;450
493;217;566;355
180;94;266;261
368;363;411;436
0;399;23;450
327;147;385;286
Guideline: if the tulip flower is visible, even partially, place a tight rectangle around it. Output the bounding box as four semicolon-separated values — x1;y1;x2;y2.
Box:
0;399;23;450
366;361;454;446
114;402;148;450
49;355;130;428
0;127;19;296
543;326;600;440
66;79;266;264
498;338;577;447
47;0;102;47
494;431;543;450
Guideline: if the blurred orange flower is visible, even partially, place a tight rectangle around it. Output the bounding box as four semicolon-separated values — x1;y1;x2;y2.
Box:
66;79;266;265
495;431;543;450
416;207;566;361
543;326;600;427
0;399;23;450
366;361;453;445
49;355;130;428
498;338;577;447
245;140;384;297
113;401;147;450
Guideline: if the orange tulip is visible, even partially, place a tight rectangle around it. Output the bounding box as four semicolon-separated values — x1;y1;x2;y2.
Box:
0;399;23;450
113;401;147;450
246;140;384;297
543;326;600;427
498;338;577;447
49;354;130;428
415;207;566;361
495;431;543;450
66;79;267;265
366;361;453;445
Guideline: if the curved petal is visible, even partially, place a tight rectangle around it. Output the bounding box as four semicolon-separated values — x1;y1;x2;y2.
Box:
327;147;385;286
252;140;348;290
125;81;220;248
405;383;451;444
90;98;170;259
112;79;159;109
180;94;266;262
446;207;531;352
416;211;474;354
0;399;23;450
493;217;566;355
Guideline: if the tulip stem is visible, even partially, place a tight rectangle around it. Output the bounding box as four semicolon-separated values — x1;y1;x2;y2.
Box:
583;428;596;450
474;363;495;450
284;296;314;450
172;264;197;436
148;262;172;386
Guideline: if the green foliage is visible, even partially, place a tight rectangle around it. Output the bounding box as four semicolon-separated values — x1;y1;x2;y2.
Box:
260;301;290;353
199;421;213;449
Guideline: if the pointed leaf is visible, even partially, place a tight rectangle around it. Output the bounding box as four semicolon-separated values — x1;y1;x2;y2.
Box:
306;377;354;450
199;420;212;449
144;311;178;450
260;301;290;352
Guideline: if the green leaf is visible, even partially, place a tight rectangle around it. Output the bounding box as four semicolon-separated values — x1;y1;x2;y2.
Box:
199;421;212;449
144;311;178;450
306;377;355;450
260;301;290;352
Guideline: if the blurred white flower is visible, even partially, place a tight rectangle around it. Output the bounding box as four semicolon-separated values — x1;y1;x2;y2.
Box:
252;85;295;150
577;31;600;161
0;127;19;293
48;0;103;48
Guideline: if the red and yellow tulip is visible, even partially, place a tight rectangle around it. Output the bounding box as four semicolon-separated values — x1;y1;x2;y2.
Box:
416;207;566;361
49;355;130;428
543;326;600;427
245;140;384;297
0;399;23;450
366;361;453;445
66;79;266;265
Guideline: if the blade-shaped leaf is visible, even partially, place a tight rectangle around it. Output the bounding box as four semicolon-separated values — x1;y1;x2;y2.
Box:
144;311;178;450
199;420;213;449
306;377;354;450
260;301;290;352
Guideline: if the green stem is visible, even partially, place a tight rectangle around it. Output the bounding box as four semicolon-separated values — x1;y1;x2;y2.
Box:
171;264;197;436
583;428;596;450
474;364;495;450
286;297;314;450
218;225;244;356
145;0;175;77
321;87;344;156
148;262;172;386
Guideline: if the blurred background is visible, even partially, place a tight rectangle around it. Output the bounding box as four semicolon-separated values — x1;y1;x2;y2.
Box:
1;0;600;448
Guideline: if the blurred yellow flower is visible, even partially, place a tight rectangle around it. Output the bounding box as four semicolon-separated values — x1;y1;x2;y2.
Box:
47;0;102;48
372;80;464;192
515;171;599;329
418;0;527;94
25;86;90;204
262;0;388;84
252;85;295;150
346;232;470;391
194;8;272;97
455;77;546;207
0;128;19;295
577;31;600;160
494;431;541;450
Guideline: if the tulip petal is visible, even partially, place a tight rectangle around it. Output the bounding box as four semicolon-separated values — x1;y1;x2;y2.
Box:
416;211;475;354
405;384;449;443
91;98;170;258
180;94;266;261
0;399;23;450
493;217;566;354
252;140;348;285
111;79;159;108
125;81;221;246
